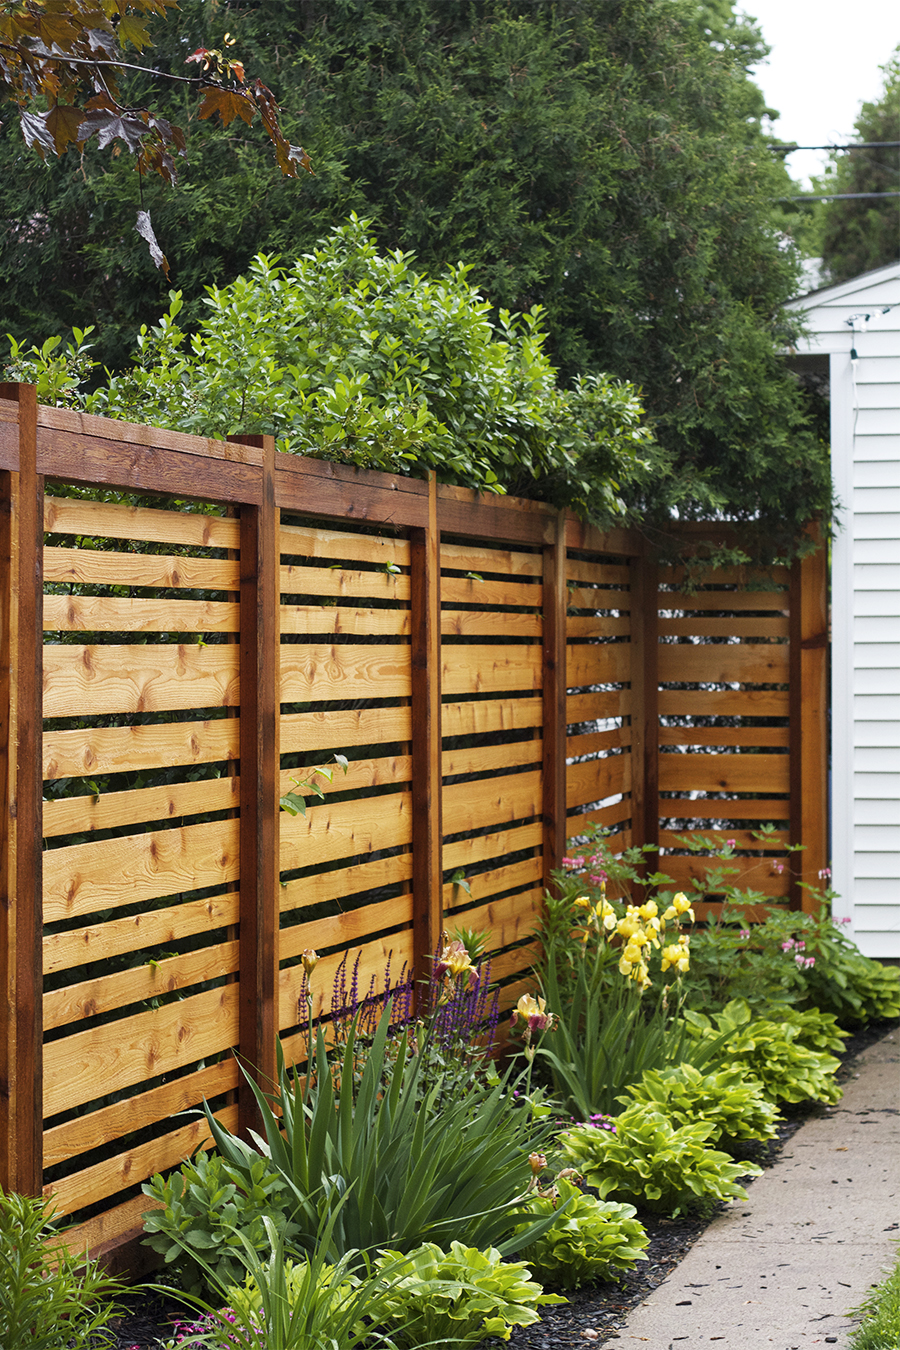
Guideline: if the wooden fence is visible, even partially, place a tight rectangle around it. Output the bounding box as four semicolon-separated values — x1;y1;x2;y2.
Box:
0;385;827;1261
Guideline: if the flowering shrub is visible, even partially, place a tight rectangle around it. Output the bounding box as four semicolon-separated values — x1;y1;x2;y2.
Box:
515;1176;649;1289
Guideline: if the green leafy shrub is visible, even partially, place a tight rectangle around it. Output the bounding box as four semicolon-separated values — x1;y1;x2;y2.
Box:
561;1111;761;1217
515;1177;649;1290
142;1148;299;1295
0;1186;126;1350
683;999;844;1105
618;1063;781;1149
373;1240;565;1345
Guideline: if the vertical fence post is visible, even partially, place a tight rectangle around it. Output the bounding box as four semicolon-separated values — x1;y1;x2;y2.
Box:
0;383;43;1195
542;510;568;892
629;546;660;861
234;434;279;1134
790;528;829;912
410;472;443;992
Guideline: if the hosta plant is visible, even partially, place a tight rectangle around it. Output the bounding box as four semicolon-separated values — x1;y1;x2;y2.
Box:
373;1240;565;1345
515;1176;649;1290
561;1110;762;1217
618;1063;781;1150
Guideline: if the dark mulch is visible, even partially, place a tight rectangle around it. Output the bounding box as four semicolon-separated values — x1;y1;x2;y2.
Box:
101;1021;897;1349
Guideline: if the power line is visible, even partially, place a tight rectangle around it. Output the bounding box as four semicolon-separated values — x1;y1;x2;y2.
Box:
770;142;900;153
778;192;900;202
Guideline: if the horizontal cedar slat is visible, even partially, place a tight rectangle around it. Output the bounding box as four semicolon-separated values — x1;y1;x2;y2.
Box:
659;725;788;749
43;717;241;779
279;523;409;569
658;587;788;611
280;753;411;796
441;644;542;697
44;497;241;550
567;755;631;808
566;727;626;758
44;546;240;590
280;644;410;702
54;1194;157;1263
280;791;413;872
658;753;790;794
280;705;412;753
566;689;632;723
566;615;631;639
442;770;542;836
442;821;543;871
441;609;542;638
566;642;630;688
281;605;410;637
43;818;240;922
440;575;541;608
280;853;413;914
489;935;541;983
43;939;241;1030
281;892;413;962
43;775;240;838
657;690;789;717
659;855;791;898
659;616;789;638
566;559;632;585
657;798;790;822
43;893;240;976
44;595;240;633
442;740;542;778
280;563;410;603
43;1059;239;1168
441;697;543;738
440;541;542;577
443;856;543;913
659;828;789;851
47;1104;240;1217
43;983;239;1117
445;882;543;948
567;797;632;835
657;643;788;685
43;643;240;718
279;929;415;1029
566;585;630;611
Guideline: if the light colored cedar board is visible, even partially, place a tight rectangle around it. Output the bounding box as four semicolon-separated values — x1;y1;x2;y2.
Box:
566;642;630;688
280;891;414;963
658;753;790;794
278;929;416;1029
443;857;543;916
488;935;541;983
441;697;543;738
567;756;630;809
657;643;789;685
442;770;542;837
280;853;413;915
44;546;241;590
440;540;542;577
280;705;412;754
566;727;627;757
43;774;240;838
43;817;241;923
660;563;789;585
566;689;632;723
566;798;632;834
566;558;632;585
46;1103;240;1218
659;725;789;748
43;891;240;976
440;575;541;608
279;563;410;603
279;644;411;702
442;739;542;778
445;882;543;948
280;753;412;797
660;855;791;898
566;585;631;610
43;717;241;780
658;588;788;611
442;821;544;872
658;798;790;822
281;605;411;637
43;1059;239;1168
280;791;413;873
280;522;410;568
43;982;239;1117
37;403;262;465
44;496;241;550
659;616;789;638
441;609;542;638
43;938;240;1030
51;1194;159;1265
43;595;240;633
542;514;568;887
43;643;240;718
441;644;542;697
566;615;631;639
657;689;789;717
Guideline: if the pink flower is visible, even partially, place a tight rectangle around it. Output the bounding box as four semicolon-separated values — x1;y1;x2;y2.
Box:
739;929;751;939
818;867;831;880
781;939;795;952
773;861;785;874
725;838;736;849
589;872;607;885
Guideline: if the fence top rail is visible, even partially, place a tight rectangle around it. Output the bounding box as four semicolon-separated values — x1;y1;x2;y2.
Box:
31;401;265;466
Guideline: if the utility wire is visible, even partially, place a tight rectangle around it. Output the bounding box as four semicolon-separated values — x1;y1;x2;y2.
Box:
778;192;900;202
770;141;900;152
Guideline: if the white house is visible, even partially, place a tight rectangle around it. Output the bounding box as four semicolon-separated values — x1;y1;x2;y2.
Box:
787;261;900;959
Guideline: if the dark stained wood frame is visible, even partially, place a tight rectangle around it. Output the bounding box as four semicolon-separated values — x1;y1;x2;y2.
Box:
542;510;568;889
790;527;829;912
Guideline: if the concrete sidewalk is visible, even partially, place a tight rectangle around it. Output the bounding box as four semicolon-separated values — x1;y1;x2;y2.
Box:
609;1028;899;1350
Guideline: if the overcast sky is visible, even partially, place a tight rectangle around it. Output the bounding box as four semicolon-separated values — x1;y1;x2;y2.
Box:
743;0;900;187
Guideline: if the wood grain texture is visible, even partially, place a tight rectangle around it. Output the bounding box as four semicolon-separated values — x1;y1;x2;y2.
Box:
657;689;789;717
275;452;429;527
563;516;642;557
442;821;543;871
566;642;630;688
441;609;541;637
280;754;412;797
657;798;791;822
566;585;631;611
280;563;410;603
542;514;568;887
281;890;413;963
43;817;241;922
43;595;240;633
566;689;632;723
566;558;631;585
282;604;411;637
441;697;543;738
660;854;791;898
280;791;413;873
43;892;240;976
280;853;413;915
441;644;542;696
43;496;240;550
279;644;410;702
280;522;409;568
43;982;239;1116
658;828;789;851
37;404;262;464
43;775;240;838
443;856;543;915
280;705;411;754
657;642;789;685
440;541;542;577
43;717;241;779
658;587;788;611
658;753;790;794
43;643;240;717
440;575;541;609
567;727;628;758
44;545;240;590
567;755;631;808
566;615;631;639
659;725;789;748
442;740;541;778
659;615;789;638
278;929;415;1029
437;490;555;545
442;770;541;836
444;879;543;948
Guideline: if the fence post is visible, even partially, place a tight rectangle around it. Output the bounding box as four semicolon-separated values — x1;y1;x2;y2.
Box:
410;471;443;993
790;528;828;912
0;383;43;1195
629;546;660;861
542;510;568;891
233;434;279;1136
